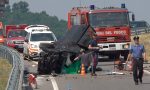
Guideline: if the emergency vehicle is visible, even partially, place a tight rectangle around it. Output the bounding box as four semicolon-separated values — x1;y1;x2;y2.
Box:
23;25;57;60
4;24;27;51
0;22;4;44
131;20;150;35
68;4;132;59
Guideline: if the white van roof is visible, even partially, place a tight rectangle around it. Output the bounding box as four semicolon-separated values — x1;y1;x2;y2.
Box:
25;25;50;33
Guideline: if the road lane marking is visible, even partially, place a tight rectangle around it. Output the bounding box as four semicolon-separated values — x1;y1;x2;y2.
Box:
32;64;36;67
49;76;59;90
32;61;38;65
144;70;150;75
36;76;44;85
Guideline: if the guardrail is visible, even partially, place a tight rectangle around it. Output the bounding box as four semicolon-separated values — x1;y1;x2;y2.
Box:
131;28;150;35
0;45;24;90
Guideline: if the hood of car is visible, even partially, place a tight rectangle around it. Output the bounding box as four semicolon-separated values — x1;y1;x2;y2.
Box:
29;41;54;48
6;37;25;41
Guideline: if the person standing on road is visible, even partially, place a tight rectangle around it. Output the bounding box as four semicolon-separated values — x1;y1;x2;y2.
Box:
127;36;146;85
88;34;102;76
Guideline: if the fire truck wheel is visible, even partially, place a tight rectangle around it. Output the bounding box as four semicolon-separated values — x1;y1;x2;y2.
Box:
122;54;128;61
27;56;33;61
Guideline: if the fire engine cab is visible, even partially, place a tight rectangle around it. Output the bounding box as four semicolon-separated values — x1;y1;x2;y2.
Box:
68;4;132;59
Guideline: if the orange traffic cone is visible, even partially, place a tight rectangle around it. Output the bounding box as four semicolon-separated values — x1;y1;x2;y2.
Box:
80;64;86;76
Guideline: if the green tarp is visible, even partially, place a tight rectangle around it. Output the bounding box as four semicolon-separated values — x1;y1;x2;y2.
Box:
62;59;81;74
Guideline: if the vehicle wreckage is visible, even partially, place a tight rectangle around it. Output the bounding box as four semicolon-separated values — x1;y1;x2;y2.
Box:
38;25;96;75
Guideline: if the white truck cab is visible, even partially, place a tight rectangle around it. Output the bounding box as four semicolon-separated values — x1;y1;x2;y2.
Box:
23;25;57;60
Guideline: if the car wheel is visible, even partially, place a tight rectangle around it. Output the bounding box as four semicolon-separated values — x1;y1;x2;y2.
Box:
23;54;27;60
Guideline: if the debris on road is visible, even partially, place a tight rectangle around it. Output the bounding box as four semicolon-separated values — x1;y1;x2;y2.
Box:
105;71;125;75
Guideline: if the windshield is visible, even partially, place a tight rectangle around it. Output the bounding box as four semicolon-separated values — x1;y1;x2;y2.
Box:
89;12;129;27
8;30;27;38
130;21;148;28
30;33;55;41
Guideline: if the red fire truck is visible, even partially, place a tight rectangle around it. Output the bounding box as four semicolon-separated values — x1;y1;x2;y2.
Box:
4;24;28;52
68;5;132;59
0;22;4;44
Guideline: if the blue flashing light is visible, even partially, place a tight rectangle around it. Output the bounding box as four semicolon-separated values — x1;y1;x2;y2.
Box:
90;5;95;10
121;3;126;8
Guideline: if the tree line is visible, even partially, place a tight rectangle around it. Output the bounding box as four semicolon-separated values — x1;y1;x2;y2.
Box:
0;1;67;39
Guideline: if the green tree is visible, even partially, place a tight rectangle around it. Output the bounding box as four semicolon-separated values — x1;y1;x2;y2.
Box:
5;5;11;13
3;1;67;38
12;1;29;13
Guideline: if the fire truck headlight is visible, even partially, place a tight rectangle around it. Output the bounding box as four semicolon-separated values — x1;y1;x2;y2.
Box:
123;44;129;49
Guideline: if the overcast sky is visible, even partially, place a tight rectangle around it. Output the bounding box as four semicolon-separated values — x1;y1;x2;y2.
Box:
10;0;150;23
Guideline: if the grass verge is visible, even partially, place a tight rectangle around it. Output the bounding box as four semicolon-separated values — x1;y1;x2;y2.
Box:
0;58;12;90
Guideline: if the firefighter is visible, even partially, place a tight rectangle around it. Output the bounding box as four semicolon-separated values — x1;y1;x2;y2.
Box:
88;34;102;76
127;36;146;85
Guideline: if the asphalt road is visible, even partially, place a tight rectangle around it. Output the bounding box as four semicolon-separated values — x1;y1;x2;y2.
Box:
23;59;150;90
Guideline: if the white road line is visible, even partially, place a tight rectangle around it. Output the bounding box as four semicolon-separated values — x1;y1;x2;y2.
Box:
143;70;150;75
49;76;59;90
36;76;44;85
32;61;38;65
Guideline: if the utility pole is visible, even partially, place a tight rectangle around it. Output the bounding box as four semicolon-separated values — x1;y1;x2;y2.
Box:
0;0;9;18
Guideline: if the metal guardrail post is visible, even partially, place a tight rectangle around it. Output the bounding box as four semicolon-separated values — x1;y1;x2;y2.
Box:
0;45;24;90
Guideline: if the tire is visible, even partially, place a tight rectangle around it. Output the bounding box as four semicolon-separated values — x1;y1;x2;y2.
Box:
109;53;120;60
23;54;27;60
122;53;128;61
27;55;33;61
121;50;129;61
109;55;115;60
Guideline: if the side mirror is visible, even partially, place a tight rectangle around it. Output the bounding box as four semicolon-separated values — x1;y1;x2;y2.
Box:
132;14;135;21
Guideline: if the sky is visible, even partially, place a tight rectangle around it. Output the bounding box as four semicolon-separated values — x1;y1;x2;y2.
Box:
9;0;150;23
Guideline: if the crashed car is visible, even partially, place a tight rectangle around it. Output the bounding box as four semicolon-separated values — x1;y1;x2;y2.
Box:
38;25;96;75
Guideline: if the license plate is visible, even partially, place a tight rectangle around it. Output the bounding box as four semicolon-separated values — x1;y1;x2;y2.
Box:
110;47;116;50
17;45;23;48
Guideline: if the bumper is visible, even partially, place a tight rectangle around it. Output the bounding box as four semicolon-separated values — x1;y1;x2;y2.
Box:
15;45;23;49
98;42;130;51
7;44;24;51
28;49;42;59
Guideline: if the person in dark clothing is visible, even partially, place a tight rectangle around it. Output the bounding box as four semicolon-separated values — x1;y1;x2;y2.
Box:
88;35;102;76
127;36;146;85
